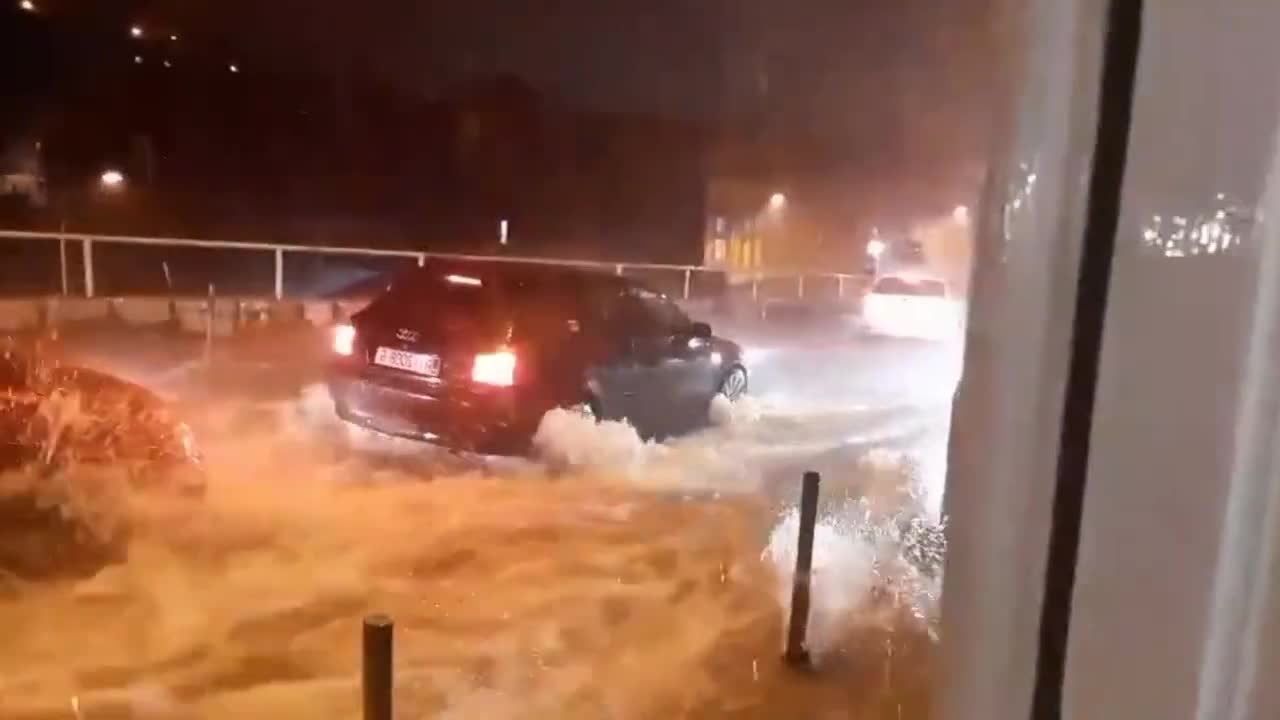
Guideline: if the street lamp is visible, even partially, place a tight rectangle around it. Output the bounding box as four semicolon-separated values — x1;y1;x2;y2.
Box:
769;192;787;211
99;169;126;190
866;236;887;277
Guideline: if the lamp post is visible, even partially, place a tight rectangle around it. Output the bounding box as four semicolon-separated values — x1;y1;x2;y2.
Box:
867;236;887;276
757;191;787;270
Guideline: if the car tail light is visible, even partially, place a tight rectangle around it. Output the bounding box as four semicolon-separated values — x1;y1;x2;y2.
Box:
333;324;356;356
472;349;516;386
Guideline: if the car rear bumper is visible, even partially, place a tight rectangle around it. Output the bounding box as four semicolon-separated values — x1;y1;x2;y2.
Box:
326;366;540;455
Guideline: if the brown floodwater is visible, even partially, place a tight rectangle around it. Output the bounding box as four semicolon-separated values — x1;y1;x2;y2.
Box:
0;332;944;719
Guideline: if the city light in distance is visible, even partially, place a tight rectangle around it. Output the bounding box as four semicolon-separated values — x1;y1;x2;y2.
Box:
19;0;36;13
229;63;240;73
130;24;144;38
769;192;787;210
445;274;483;287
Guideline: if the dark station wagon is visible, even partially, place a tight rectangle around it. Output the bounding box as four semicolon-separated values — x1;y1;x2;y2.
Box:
326;261;748;454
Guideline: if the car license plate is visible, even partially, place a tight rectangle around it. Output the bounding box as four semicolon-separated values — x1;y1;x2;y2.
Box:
374;347;441;377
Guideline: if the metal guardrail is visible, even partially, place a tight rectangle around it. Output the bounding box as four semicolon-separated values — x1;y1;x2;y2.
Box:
0;229;867;302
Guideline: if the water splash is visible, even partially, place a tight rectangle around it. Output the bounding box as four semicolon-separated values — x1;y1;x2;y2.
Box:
533;407;649;471
762;451;946;660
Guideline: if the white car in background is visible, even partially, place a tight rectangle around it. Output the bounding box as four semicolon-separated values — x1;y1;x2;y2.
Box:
860;274;965;340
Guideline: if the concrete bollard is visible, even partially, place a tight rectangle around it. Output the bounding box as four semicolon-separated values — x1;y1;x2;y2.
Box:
363;614;394;720
785;470;821;668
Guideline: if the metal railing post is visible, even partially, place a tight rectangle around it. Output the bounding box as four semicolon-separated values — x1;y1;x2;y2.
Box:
273;248;284;300
0;230;866;302
58;221;68;296
82;237;95;298
205;284;215;366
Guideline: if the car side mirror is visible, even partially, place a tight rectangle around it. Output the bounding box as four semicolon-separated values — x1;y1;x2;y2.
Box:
690;321;712;339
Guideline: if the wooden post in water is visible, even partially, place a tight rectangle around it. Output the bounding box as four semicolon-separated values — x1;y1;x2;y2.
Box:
363;614;394;720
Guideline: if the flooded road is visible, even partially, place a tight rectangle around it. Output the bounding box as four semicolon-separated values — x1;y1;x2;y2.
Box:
0;319;958;718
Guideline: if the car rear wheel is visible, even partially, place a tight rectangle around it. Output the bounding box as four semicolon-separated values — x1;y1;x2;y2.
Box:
718;366;749;402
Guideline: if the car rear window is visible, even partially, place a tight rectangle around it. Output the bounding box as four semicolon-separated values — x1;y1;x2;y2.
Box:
374;263;584;323
871;276;948;297
382;269;495;308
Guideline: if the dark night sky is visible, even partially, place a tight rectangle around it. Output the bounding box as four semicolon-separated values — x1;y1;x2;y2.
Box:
154;0;1004;151
3;0;1009;230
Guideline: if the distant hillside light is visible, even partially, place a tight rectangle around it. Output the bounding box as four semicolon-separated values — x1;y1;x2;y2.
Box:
19;0;36;13
229;63;240;73
97;167;125;190
100;170;126;189
130;24;144;38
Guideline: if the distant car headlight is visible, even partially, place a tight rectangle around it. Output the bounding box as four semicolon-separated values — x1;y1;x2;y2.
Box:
333;324;356;356
863;296;959;340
